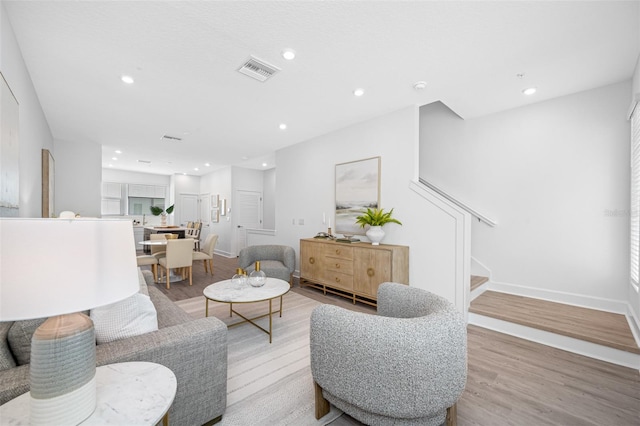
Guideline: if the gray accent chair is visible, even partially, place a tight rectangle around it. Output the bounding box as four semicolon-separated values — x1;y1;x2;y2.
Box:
310;282;467;426
238;245;296;285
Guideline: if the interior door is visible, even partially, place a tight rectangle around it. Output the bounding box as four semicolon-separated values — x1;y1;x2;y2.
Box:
198;193;211;239
235;190;262;253
179;193;198;226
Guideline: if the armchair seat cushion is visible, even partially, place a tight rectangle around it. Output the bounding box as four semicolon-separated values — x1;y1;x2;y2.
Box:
244;260;290;282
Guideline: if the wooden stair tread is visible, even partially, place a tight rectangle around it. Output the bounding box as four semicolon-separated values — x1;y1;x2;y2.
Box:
470;275;489;291
470;291;640;355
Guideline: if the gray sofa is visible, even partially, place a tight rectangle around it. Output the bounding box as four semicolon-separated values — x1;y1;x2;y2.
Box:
0;270;228;426
310;282;467;426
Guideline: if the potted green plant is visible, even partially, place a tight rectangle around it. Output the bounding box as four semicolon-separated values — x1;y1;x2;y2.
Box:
355;208;402;245
150;204;174;226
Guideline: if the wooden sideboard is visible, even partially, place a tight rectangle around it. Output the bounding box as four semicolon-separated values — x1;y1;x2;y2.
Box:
299;238;409;306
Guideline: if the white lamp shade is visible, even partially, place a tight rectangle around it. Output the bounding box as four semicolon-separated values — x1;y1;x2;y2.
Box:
0;218;139;321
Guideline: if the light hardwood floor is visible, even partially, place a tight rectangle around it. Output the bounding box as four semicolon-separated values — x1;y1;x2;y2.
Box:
142;254;640;426
470;290;640;354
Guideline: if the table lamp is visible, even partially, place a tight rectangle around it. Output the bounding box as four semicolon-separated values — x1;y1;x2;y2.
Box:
0;218;139;425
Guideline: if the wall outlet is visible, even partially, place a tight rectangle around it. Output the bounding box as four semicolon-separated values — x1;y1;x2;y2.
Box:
298;218;304;225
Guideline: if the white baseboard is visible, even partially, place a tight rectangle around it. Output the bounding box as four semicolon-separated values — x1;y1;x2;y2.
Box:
469;313;640;370
213;249;234;258
488;280;628;314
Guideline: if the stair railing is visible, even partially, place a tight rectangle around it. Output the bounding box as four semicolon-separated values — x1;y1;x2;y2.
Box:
418;178;497;227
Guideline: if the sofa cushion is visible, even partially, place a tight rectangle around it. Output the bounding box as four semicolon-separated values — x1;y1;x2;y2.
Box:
7;318;46;365
0;322;17;371
91;292;158;344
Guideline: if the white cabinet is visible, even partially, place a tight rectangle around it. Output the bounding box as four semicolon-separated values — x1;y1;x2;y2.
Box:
133;227;144;250
102;182;122;198
101;199;121;215
101;182;123;216
129;184;166;198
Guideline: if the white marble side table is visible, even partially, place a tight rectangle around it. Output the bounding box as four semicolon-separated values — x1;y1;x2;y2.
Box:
0;361;177;425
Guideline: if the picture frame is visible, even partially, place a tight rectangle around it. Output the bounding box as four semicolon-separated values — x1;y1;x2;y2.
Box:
211;194;219;208
211;208;219;223
335;156;381;235
1;72;19;217
42;149;55;218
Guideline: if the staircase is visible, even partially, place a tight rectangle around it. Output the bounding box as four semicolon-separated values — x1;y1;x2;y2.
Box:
468;276;640;369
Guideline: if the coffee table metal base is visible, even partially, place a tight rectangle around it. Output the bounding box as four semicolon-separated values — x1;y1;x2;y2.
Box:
203;278;290;344
212;298;283;343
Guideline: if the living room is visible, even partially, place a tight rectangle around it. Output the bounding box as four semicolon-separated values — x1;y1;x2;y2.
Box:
1;1;639;425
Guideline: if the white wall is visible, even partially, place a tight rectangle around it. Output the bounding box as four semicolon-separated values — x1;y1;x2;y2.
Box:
200;167;233;256
263;167;276;229
275;105;465;302
1;2;53;218
420;81;631;306
54;139;101;217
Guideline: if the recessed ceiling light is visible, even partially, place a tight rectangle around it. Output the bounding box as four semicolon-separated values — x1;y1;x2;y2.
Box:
242;156;249;161
121;75;134;84
413;81;427;90
205;163;211;167
194;167;199;171
353;88;365;97
115;150;122;154
279;123;287;130
108;164;113;167
281;49;296;60
522;87;537;95
111;157;118;161
262;163;268;167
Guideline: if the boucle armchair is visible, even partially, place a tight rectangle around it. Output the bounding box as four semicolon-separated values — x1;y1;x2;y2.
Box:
238;244;295;285
310;282;467;426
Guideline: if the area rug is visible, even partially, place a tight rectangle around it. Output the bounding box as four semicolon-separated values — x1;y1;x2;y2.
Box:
175;291;343;426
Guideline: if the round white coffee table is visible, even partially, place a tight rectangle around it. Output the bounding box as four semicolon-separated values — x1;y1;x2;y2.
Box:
203;277;290;343
0;362;177;425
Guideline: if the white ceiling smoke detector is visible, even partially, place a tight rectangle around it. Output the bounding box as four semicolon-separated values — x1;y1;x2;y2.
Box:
413;81;427;90
238;56;280;82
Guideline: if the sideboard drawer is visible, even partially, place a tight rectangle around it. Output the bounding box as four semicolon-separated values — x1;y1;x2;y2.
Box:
324;271;353;291
327;246;353;260
325;258;354;275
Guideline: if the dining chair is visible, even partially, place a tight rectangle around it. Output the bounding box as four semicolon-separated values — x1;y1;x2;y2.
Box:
136;254;158;281
158;238;194;289
150;233;168;261
193;234;218;275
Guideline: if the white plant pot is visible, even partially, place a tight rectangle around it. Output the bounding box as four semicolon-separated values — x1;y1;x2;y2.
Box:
160;214;167;226
366;226;385;245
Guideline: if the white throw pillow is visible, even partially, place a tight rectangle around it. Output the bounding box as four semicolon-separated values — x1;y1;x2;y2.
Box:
90;293;158;344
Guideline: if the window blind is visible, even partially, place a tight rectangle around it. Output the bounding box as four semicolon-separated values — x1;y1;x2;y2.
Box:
630;102;640;288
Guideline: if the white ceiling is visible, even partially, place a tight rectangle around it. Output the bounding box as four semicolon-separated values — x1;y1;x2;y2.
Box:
4;1;639;176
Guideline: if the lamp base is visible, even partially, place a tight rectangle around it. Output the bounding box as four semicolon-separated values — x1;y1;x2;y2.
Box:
30;377;96;425
30;313;97;426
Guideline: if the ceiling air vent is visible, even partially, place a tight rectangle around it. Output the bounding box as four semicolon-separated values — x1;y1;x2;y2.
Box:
161;134;182;141
238;56;280;82
137;159;151;164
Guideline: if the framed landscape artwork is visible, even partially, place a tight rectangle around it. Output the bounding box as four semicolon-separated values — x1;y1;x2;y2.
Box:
211;208;219;223
335;156;380;235
42;149;55;218
0;72;19;217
